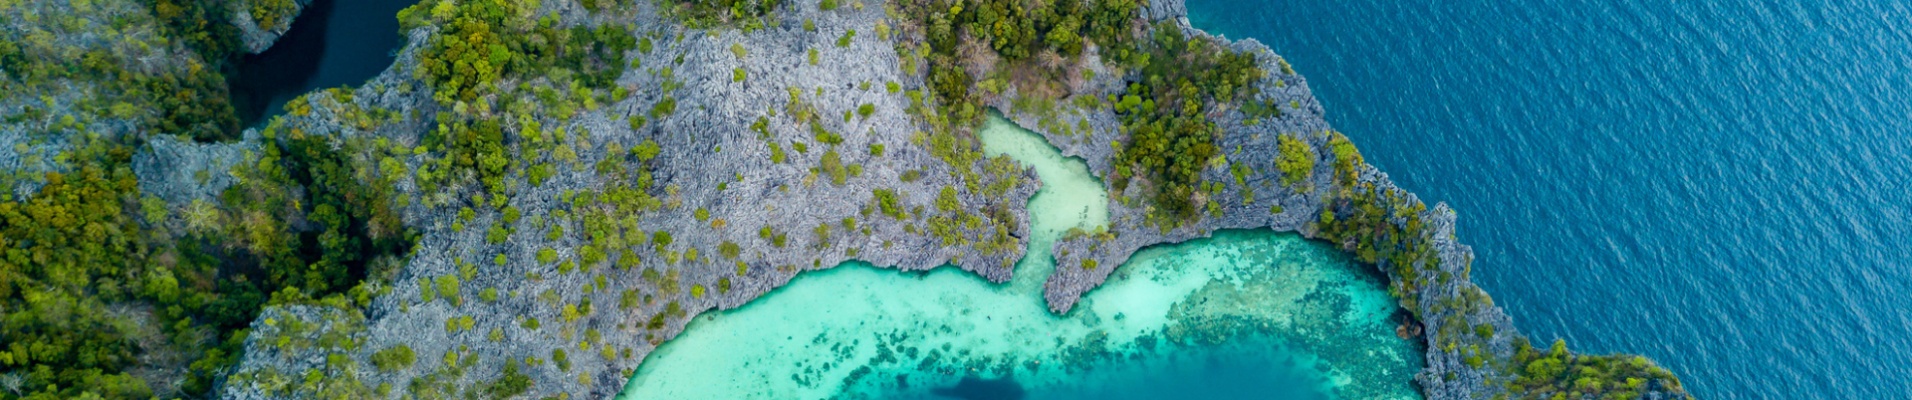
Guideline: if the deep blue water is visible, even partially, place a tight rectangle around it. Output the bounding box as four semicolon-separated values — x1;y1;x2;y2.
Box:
1189;1;1912;398
230;0;411;127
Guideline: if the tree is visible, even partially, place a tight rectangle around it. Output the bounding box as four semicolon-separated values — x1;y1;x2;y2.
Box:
1275;134;1315;186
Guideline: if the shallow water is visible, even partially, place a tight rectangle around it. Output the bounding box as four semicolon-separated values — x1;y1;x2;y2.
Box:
617;117;1421;399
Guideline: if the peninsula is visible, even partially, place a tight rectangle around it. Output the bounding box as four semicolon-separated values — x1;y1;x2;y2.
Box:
0;0;1688;398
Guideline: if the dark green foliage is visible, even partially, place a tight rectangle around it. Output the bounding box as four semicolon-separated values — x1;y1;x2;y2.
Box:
896;0;1144;129
837;29;856;47
408;0;635;104
226;133;415;299
0;142;155;398
484;360;535;397
1507;338;1688;399
652;230;674;250
632;139;663;161
872;189;903;218
660;0;786;30
2;0;246;142
645;301;687;330
551;348;570;372
371;345;417;372
820;148;848;185
651;96;679;119
936;186;961;212
719;241;742;259
249;0;300;29
1275;134;1315;186
1108;25;1263;222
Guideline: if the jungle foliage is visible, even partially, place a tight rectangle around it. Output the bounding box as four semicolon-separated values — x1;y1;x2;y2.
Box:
1508;338;1688;399
1107;25;1262;222
894;0;1260;224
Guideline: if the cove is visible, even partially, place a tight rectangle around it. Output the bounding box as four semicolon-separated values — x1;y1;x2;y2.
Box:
229;0;413;128
1184;1;1912;396
617;116;1422;399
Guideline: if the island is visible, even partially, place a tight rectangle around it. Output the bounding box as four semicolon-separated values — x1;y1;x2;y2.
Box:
0;0;1689;399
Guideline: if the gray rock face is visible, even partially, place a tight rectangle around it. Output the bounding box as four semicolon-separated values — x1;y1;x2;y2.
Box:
133;132;259;205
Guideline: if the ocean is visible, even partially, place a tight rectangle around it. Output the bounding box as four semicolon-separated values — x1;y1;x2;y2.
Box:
1186;1;1912;397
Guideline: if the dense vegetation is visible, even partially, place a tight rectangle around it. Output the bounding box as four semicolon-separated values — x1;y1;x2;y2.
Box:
1106;25;1261;221
890;0;1258;225
662;0;786;30
0;0;245;142
1307;132;1687;399
1507;338;1687;399
896;0;1145;130
0;138;153;398
0;120;414;398
0;0;418;396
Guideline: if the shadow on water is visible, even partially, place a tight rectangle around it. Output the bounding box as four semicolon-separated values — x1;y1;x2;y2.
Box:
229;0;412;128
931;376;1026;400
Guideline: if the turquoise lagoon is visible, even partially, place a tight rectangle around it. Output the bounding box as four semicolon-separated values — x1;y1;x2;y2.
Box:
618;117;1422;399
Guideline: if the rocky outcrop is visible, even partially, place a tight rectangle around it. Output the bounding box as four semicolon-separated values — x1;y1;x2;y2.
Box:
166;0;1687;399
232;0;309;54
1005;5;1683;400
214;2;1041;398
133;131;259;205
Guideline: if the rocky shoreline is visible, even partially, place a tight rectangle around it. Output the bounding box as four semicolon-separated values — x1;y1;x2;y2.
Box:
0;0;1685;397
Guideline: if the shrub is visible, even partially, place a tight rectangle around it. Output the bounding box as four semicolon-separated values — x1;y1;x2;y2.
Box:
620;289;641;310
837;30;856;47
653;231;674;250
435;275;461;304
552;349;571;372
936;186;960;212
1275;134;1315;186
632;139;662;161
371;345;416;372
484;361;533;398
872;189;903;218
821;149;848;185
487;223;508;244
719;241;742;259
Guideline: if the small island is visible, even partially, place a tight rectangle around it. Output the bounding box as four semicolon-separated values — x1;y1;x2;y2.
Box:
0;0;1687;399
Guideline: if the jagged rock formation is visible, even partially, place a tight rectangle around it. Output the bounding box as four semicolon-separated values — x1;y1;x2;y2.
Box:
0;0;1687;397
232;0;309;54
